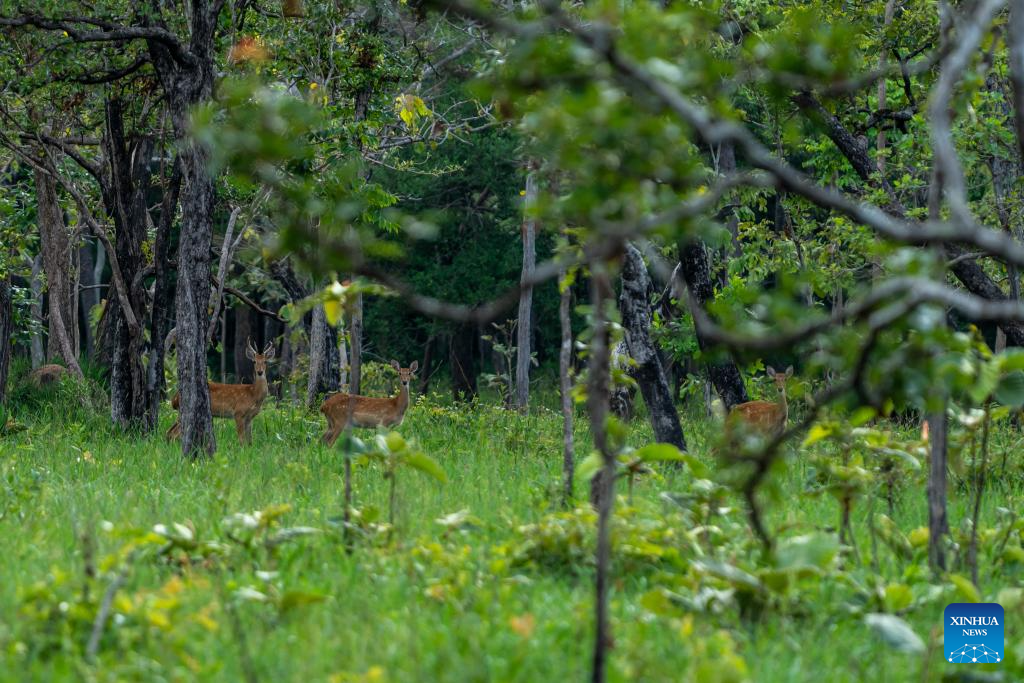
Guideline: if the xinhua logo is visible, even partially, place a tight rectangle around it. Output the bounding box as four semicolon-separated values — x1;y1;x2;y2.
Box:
944;603;1004;664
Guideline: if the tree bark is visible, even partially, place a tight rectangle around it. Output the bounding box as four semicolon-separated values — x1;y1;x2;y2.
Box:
349;294;363;395
234;304;253;381
35;168;81;377
29;255;44;369
558;262;575;505
677;240;749;409
515;165;538;413
147;1;224;457
927;407;949;571
78;238;97;356
144;158;182;434
102;99;152;431
0;273;11;404
450;323;478;401
586;263;615;683
620;244;687;450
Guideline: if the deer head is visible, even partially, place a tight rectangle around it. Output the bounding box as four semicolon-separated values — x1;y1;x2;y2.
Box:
246;338;276;382
390;360;419;390
765;365;793;393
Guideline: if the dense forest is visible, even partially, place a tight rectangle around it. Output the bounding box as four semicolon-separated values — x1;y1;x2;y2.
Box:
2;0;1024;680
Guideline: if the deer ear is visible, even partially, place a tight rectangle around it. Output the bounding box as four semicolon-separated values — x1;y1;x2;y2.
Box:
785;366;793;377
264;344;276;360
766;366;776;376
390;360;400;371
246;345;256;362
409;360;419;373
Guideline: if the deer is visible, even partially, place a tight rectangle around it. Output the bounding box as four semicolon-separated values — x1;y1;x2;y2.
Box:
165;339;276;445
321;360;418;446
725;366;793;439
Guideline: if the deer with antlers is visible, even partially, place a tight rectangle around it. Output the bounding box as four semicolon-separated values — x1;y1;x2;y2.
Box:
166;339;276;445
321;360;418;446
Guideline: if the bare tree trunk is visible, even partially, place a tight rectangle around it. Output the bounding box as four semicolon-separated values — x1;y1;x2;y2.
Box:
349;294;363;395
0;273;11;404
234;305;253;381
515;165;537;413
559;262;575;506
103;99;152;431
620;244;687;449
587;263;616;683
36;168;81;377
450;323;478;402
144;158;181;434
339;326;349;389
927;407;949;571
78;238;97;356
676;240;748;408
30;255;44;369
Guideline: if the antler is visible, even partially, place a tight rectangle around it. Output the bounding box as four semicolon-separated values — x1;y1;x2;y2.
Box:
247;336;258;356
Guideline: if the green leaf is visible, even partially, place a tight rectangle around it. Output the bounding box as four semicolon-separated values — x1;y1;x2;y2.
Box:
634;443;686;463
849;406;877;427
803;423;833;447
691;559;763;592
864;613;925;654
774;533;838;572
279;590;327;614
994;371;1024;408
883;583;913;612
575;451;605;486
949;574;981;603
404;451;447;483
323;300;343;327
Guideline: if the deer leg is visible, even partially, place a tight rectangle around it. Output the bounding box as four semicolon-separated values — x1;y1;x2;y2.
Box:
235;415;248;445
245;417;254;444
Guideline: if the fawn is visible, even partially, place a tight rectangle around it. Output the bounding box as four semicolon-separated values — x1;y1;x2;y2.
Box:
166;339;276;445
726;366;793;438
321;360;418;446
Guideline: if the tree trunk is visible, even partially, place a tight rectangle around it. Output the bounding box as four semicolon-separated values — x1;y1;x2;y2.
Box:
349;294;363;395
586;263;616;683
29;255;44;369
102;99;152;431
144;158;181;434
620;244;687;450
35;168;81;377
677;240;749;409
306;305;341;405
78;238;97;357
147;0;224;457
927;407;949;571
234;305;253;381
559;263;575;505
515;166;538;413
0;273;11;404
450;323;478;401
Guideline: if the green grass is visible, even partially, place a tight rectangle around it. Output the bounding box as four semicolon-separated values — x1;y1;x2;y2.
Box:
1;375;1022;682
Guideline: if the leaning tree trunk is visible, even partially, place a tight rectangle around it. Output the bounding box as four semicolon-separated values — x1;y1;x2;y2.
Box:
0;273;11;404
515;165;538;413
35;167;82;378
620;244;687;450
103;99;152;431
677;240;748;409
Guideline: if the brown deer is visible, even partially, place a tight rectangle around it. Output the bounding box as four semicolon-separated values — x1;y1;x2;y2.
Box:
166;339;276;445
321;360;418;446
725;366;793;439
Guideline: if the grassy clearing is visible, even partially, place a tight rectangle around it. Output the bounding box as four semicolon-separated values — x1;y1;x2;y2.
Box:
0;373;1022;682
